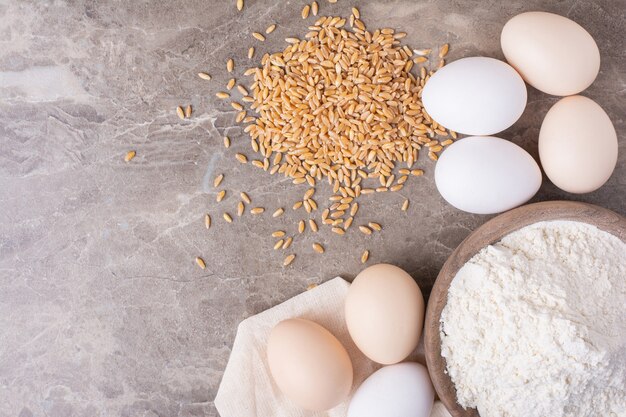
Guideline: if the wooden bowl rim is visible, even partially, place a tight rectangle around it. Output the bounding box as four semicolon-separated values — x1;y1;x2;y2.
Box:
423;201;626;417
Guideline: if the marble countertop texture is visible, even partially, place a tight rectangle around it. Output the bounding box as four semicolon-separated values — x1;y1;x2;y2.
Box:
0;0;624;416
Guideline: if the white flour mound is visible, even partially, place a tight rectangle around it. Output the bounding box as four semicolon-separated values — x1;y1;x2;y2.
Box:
440;221;626;417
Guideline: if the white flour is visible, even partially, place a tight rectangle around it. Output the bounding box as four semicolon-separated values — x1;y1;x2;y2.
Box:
440;221;626;417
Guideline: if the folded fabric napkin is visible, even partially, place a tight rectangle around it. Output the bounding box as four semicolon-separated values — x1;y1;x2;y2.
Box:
215;277;449;417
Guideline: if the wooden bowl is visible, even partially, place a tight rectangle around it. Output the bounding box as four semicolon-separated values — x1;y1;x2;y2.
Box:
423;201;626;417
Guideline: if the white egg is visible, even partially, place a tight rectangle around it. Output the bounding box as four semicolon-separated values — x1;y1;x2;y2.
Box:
347;363;435;417
434;137;541;214
422;57;527;135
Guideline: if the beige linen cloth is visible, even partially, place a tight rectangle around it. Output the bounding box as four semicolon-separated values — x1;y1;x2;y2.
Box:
214;277;452;417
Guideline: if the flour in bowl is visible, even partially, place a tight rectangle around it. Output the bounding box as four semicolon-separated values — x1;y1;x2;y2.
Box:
440;220;626;417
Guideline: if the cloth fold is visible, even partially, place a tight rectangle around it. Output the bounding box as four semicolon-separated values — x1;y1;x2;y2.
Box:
215;277;451;417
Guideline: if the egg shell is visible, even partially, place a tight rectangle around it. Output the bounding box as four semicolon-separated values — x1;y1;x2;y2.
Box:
347;363;435;417
539;95;617;193
345;264;424;365
501;11;600;96
434;136;541;214
422;57;527;136
267;318;353;411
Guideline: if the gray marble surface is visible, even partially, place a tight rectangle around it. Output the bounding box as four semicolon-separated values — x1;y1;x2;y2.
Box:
0;0;623;416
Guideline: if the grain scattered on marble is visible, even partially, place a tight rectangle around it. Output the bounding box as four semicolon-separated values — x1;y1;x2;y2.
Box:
283;254;296;266
195;257;206;269
239;191;252;204
213;174;224;188
359;225;372;235
439;43;449;58
124;150;136;162
368;222;382;231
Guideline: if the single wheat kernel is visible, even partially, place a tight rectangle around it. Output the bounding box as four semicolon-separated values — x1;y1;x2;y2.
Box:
282;237;293;249
235;153;248;163
332;227;345;235
213;174;224;188
283;254;296;266
266;24;276;34
223;213;233;223
124;151;136;162
293;201;303;210
237;201;245;216
176;106;185;119
411;169;424;176
236;0;243;11
204;214;211;229
252;32;266;41
247;47;255;59
369;222;382;231
231;102;243;111
309;219;318;232
216;92;230;99
195;257;206;269
237;85;248;95
227;78;236;90
273;208;284;217
307;283;318;290
351;7;360;18
250;207;265;214
312;243;325;253
439;43;449;58
344;216;354;229
298;220;305;234
301;4;310;19
240;192;251;204
198;72;212;80
361;250;369;263
359;225;372;235
223;136;230;148
274;239;284;250
312;1;319;15
272;231;285;238
216;190;226;202
402;199;410;211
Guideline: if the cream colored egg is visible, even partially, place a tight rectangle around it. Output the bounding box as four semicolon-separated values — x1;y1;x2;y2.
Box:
345;264;424;365
501;12;600;96
539;95;617;193
267;318;353;411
